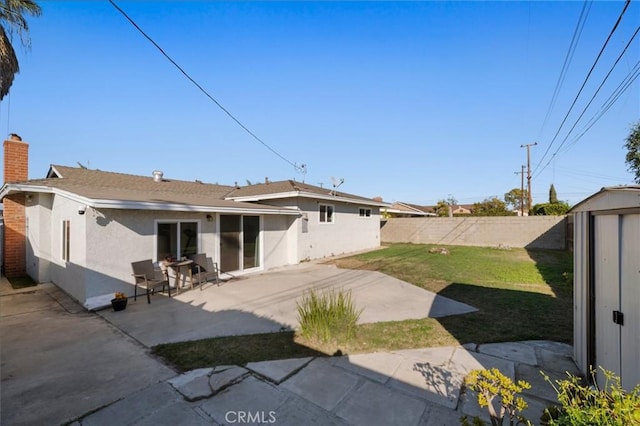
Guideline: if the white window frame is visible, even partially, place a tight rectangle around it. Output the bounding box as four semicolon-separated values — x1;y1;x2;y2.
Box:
359;207;372;218
62;220;70;261
154;219;201;261
319;204;335;224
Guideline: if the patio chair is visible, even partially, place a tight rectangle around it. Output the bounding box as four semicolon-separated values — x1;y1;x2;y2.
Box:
188;253;220;290
131;259;171;304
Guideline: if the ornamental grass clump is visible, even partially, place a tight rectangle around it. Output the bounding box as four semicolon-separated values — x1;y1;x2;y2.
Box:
296;287;362;344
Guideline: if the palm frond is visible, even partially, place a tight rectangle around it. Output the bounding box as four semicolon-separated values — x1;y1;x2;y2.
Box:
0;0;42;48
0;25;18;100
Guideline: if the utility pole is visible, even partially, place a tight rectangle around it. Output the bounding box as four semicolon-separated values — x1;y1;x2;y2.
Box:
520;142;537;213
514;165;526;216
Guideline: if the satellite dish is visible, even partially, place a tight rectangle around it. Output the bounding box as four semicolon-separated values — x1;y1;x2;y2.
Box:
330;177;344;195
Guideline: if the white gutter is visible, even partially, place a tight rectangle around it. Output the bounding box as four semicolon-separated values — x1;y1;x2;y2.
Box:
0;183;56;199
90;199;300;215
0;183;301;215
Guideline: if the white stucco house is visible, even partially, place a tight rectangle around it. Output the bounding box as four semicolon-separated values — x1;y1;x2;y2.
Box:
571;185;640;391
1;137;387;309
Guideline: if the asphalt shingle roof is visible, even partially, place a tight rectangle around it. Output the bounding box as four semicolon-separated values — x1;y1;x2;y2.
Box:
14;165;282;211
6;166;382;209
226;179;379;203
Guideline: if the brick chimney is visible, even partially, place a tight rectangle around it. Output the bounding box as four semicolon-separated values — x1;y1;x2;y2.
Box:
3;134;28;277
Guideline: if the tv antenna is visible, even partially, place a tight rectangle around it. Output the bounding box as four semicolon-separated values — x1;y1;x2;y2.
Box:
330;177;344;195
295;163;307;182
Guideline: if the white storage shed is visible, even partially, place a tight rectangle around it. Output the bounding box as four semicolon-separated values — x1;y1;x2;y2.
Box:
571;185;640;390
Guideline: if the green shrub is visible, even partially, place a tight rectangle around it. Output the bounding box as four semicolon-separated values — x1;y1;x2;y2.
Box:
531;202;570;216
541;367;640;425
296;287;362;344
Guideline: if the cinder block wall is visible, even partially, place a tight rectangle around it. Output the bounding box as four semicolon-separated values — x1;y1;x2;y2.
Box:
380;216;567;249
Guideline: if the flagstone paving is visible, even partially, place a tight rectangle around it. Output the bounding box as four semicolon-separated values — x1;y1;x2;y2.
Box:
77;340;580;425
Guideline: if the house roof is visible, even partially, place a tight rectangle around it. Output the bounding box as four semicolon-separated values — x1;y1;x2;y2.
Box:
0;165;300;215
225;180;389;207
385;202;435;216
402;202;434;213
570;185;640;213
424;203;475;212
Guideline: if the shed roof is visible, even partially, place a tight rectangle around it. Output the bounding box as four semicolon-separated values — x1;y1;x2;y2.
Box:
570;185;640;213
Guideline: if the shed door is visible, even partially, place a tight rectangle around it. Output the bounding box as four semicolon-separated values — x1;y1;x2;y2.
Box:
594;215;621;383
593;214;640;390
620;214;640;389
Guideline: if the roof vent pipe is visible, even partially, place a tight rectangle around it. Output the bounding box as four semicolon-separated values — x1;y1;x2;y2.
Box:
152;170;163;182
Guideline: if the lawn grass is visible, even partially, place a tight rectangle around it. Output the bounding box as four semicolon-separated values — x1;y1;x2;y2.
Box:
331;244;573;345
152;331;327;372
152;243;573;371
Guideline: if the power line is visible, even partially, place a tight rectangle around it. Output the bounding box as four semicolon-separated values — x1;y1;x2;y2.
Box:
555;165;631;182
108;0;304;172
534;23;640;176
533;0;632;175
564;60;640;151
537;0;592;141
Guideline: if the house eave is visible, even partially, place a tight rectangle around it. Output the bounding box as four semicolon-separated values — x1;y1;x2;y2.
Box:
226;191;390;207
90;199;300;215
0;184;300;215
0;183;56;199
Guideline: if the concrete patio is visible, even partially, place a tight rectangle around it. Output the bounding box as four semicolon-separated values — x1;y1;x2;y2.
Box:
97;263;477;346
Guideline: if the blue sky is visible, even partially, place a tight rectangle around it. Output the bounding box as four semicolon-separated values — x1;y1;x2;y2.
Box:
1;1;638;206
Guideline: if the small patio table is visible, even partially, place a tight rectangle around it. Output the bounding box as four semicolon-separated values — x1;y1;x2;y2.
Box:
167;259;194;294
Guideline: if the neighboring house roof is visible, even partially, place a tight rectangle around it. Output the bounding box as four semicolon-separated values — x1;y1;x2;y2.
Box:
451;204;473;214
385;202;435;216
225;180;389;207
0;165;300;215
403;202;435;214
424;204;475;214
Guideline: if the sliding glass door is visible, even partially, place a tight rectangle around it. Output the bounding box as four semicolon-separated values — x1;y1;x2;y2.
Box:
243;216;260;269
220;215;261;272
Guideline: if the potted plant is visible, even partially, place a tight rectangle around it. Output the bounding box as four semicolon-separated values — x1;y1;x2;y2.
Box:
111;292;128;311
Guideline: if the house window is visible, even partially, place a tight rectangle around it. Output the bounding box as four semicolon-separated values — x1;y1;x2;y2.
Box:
359;208;372;217
319;204;334;223
156;221;199;260
62;220;70;261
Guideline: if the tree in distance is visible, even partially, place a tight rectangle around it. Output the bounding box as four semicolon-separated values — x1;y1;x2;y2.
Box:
472;197;514;216
504;188;528;212
532;184;570;215
624;121;640;184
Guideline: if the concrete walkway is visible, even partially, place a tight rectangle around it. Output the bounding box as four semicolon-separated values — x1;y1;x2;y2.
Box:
76;340;579;426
